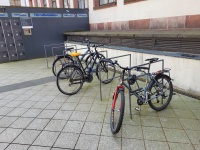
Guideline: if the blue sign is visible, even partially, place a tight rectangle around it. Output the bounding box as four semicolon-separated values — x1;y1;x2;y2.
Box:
63;14;75;18
12;13;29;17
30;13;61;18
77;14;88;18
0;13;8;17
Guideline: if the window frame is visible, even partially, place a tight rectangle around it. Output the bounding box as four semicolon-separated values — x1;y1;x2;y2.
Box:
99;0;115;6
93;0;117;10
124;0;144;5
52;0;57;8
10;0;21;6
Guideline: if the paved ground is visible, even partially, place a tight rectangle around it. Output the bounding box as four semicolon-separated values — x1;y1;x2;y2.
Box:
0;58;199;150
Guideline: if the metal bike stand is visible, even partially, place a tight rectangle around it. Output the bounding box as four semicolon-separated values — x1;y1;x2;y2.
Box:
98;54;131;119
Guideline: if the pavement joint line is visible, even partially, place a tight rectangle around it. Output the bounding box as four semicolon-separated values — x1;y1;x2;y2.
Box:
0;76;56;93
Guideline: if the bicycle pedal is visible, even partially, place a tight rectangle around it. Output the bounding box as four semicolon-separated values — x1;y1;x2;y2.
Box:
135;106;141;111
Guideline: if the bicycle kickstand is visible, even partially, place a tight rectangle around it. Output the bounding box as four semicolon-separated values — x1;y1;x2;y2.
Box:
135;105;141;111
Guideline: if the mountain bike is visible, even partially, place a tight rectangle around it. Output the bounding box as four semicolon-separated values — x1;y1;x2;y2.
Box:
103;58;173;134
56;44;116;95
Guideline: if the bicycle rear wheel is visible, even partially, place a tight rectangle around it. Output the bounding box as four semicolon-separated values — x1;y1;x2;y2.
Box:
96;60;116;84
56;65;84;95
110;90;125;134
148;74;173;111
52;55;73;77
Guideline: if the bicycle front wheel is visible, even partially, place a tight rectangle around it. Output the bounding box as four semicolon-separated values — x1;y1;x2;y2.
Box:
96;60;116;84
148;74;173;111
56;65;84;95
52;55;73;77
110;90;125;134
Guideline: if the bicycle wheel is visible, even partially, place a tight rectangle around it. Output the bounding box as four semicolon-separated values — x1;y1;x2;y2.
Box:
56;65;84;95
110;89;125;134
96;60;116;84
148;74;173;111
52;55;73;77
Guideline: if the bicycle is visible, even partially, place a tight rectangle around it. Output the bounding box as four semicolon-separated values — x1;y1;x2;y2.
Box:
102;58;173;134
52;40;105;77
56;44;116;95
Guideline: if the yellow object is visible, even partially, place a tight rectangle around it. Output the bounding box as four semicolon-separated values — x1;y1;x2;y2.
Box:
69;52;81;57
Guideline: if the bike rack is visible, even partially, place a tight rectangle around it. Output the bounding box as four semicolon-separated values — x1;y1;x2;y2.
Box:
44;42;77;68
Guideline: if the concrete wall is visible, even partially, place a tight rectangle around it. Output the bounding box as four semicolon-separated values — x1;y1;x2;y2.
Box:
67;42;200;97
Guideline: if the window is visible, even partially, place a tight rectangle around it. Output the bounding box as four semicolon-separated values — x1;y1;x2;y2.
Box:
78;0;88;8
100;0;115;5
52;0;57;8
63;0;70;8
29;0;33;6
43;0;47;7
124;0;144;4
10;0;21;6
37;0;41;7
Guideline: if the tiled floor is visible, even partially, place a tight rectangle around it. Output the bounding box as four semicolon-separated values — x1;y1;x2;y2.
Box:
0;58;199;150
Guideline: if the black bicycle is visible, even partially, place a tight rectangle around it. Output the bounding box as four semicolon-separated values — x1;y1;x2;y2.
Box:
56;44;116;95
100;58;173;134
52;40;105;77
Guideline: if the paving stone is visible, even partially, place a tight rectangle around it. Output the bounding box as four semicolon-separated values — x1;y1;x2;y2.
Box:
63;121;84;133
27;118;50;130
40;95;56;102
44;120;66;132
86;112;105;123
169;142;195;150
137;107;158;117
157;108;176;118
37;110;57;119
33;131;60;147
0;128;23;142
122;138;145;150
54;132;79;149
159;117;183;129
79;96;95;103
193;144;200;150
28;95;44;102
4;94;19;100
53;110;72;120
179;119;200;130
98;136;121;150
45;102;63;110
28;146;51;150
18;101;37;108
185;130;200;144
145;140;169;150
164;128;190;143
101;123;121;137
122;114;141;126
184;101;200;110
170;101;189;109
143;126;166;141
7;108;28;117
32;101;51;109
0;143;8;149
81;122;103;135
5;101;24;108
15;94;32;101
60;103;78;111
13;129;41;144
53;95;69;103
0;107;14;115
90;104;107;113
174;109;196;119
141;116;161;127
75;134;100;150
22;109;42;118
69;111;88;121
122;125;143;139
75;103;92;112
5;144;29;150
0;116;18;127
10;117;33;129
191;109;200;120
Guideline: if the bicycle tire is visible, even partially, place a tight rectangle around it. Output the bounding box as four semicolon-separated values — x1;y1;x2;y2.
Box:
96;60;116;84
85;53;105;68
52;55;73;77
110;90;125;134
148;74;173;111
56;65;84;95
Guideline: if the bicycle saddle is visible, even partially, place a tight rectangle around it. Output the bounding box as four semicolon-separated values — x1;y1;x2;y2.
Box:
69;52;81;57
145;58;159;62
